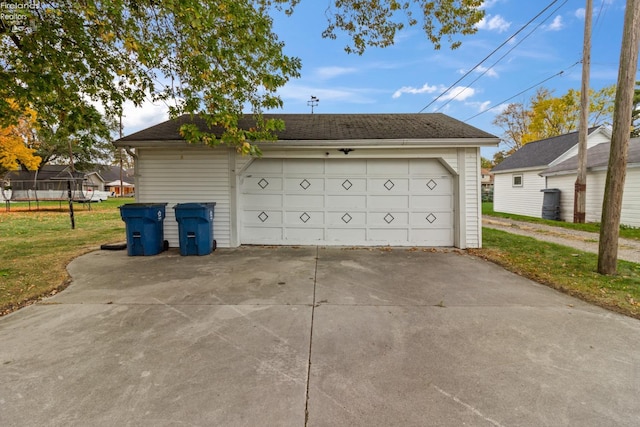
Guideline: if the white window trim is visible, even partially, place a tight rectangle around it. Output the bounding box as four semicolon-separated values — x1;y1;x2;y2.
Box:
512;174;523;187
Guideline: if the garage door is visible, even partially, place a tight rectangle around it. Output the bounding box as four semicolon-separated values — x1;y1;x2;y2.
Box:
240;158;454;246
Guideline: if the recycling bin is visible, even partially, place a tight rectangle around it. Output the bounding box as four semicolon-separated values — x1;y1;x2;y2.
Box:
119;203;168;256
173;202;216;256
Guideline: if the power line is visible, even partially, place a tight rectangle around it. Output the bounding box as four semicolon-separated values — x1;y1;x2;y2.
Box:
433;0;569;113
418;0;562;113
463;62;580;122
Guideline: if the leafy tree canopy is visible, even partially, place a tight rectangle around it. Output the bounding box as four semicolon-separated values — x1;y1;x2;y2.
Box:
0;103;41;172
1;0;484;155
492;85;615;154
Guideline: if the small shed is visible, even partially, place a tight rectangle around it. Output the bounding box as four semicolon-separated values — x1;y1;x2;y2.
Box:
114;113;499;249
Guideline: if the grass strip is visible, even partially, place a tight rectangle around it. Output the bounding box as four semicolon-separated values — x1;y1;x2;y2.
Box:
0;199;129;315
470;228;640;319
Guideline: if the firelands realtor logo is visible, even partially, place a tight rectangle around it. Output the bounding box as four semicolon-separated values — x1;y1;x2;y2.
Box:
1;1;40;33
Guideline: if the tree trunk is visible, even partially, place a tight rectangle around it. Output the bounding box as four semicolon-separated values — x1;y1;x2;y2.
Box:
598;0;640;274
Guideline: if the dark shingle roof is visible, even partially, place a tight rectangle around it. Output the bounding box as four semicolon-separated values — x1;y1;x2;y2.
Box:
491;127;601;173
541;138;640;175
4;165;83;181
89;165;134;184
117;113;497;142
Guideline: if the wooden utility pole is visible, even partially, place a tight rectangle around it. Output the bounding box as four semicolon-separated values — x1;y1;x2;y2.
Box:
598;0;640;274
574;0;592;223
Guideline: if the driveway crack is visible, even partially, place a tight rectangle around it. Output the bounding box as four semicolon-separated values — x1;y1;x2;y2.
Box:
304;246;319;426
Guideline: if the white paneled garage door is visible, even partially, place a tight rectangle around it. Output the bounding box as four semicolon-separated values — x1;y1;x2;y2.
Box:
240;158;454;246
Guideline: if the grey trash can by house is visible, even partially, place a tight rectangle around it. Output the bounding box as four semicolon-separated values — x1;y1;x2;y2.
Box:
541;189;561;221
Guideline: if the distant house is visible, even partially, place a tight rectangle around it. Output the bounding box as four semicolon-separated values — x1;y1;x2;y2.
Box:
481;168;494;199
85;165;135;197
2;165;86;202
491;126;611;218
540;138;640;226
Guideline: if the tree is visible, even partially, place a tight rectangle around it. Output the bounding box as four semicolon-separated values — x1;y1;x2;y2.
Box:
32;107;116;171
1;0;485;156
0;105;41;172
480;157;493;169
491;85;615;158
598;0;640;275
492;150;507;166
632;81;640;137
491;102;530;152
524;86;615;142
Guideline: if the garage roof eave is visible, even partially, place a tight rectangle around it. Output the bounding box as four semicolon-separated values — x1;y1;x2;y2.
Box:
259;138;500;148
114;138;500;149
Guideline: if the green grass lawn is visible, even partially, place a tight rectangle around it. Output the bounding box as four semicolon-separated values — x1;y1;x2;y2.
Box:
482;202;640;240
0;198;129;315
479;202;640;318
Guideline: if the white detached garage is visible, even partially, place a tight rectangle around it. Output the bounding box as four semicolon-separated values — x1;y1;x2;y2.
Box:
115;114;498;249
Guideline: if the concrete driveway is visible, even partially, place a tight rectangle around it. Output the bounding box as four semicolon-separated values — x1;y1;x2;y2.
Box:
1;247;639;426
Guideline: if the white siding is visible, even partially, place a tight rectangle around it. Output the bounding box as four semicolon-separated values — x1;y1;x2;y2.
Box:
136;147;233;248
464;147;481;248
133;145;484;249
547;167;640;226
493;170;546;218
622;168;640;226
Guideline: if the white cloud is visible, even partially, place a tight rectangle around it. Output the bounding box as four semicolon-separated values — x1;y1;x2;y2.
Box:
476;14;511;33
313;66;358;80
439;86;475;102
392;83;439;99
476;100;492;112
575;8;586;19
121;100;170;135
459;65;499;78
479;0;500;9
545;15;564;31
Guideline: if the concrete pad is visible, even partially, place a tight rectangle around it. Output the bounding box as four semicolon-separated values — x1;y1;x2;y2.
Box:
307;305;640;427
315;248;600;310
0;303;310;427
1;246;640;426
60;246;317;305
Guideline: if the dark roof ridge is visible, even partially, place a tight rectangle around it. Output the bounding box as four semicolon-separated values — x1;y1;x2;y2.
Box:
116;113;498;143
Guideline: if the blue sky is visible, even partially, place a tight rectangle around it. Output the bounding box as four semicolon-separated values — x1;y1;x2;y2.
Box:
121;0;638;159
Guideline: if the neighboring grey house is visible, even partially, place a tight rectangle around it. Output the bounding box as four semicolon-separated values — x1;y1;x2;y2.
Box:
2;165;86;202
541;138;640;226
491;126;611;218
115;113;499;249
86;165;135;196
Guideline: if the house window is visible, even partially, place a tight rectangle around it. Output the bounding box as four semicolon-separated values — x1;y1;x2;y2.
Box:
512;174;523;187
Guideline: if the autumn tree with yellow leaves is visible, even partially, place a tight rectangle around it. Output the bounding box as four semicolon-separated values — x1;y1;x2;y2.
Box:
0;106;41;172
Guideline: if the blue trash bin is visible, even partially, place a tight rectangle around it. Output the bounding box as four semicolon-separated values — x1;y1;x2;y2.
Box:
174;203;216;256
119;203;168;256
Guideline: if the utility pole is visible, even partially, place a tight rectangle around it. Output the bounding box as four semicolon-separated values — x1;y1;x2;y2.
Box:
574;0;592;223
598;0;640;274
